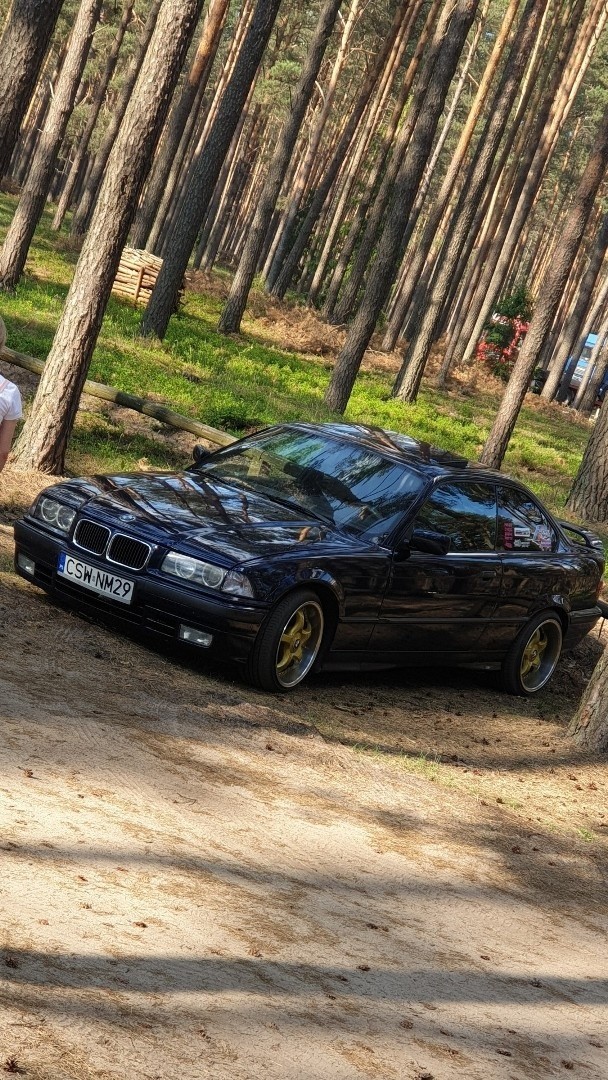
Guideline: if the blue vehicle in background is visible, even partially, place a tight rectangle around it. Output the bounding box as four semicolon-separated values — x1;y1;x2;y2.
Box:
532;333;608;406
562;333;608;405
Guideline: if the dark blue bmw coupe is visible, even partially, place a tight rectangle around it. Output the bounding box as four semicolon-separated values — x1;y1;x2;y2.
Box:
14;423;605;694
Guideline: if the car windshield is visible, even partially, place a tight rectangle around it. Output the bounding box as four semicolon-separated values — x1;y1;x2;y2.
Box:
198;429;424;542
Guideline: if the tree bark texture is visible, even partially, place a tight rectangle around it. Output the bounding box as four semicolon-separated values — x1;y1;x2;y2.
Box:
52;0;134;231
324;0;480;415
268;4;413;302
381;0;521;353
393;0;548;404
540;214;608;401
0;0;65;180
141;0;283;341
480;103;608;471
0;0;103;290
264;0;362;292
568;647;608;752
218;0;344;333
130;0;230;251
567;343;608;519
11;0;205;474
70;0;163;236
327;0;445;325
307;0;419;306
446;0;600;375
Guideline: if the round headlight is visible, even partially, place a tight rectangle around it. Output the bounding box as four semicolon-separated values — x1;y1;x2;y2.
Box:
39;498;59;525
174;556;199;580
201;563;225;589
57;505;75;532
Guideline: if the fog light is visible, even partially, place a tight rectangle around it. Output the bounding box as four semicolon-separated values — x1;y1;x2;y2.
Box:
17;553;35;576
179;625;213;648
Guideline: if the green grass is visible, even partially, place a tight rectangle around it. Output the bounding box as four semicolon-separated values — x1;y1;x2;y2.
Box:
0;193;594;525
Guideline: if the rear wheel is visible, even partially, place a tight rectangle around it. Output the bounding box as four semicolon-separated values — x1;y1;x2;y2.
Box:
248;590;325;692
502;611;563;695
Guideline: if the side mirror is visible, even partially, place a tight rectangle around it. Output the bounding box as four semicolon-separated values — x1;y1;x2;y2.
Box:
192;445;211;465
410;527;451;556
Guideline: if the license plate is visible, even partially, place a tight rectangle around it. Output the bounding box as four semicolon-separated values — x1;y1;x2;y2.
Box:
57;553;134;605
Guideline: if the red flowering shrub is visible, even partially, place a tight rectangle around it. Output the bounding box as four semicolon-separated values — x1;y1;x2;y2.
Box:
476;286;533;382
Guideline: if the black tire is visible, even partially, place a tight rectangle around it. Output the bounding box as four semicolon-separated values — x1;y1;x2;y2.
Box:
502;611;563;696
247;589;325;692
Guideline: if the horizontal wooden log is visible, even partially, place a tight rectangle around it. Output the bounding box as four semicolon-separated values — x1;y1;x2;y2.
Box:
0;344;236;448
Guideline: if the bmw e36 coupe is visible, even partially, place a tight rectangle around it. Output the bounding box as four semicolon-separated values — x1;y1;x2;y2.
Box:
14;423;605;694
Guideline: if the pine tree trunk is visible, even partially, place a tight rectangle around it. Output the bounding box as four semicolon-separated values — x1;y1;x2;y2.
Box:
575;286;608;410
147;0;257;259
480;103;608;471
195;95;257;268
540;216;608;401
130;0;230;251
568;648;608;753
448;0;602;374
70;0;163;237
327;0;445;325
52;0;134;231
324;0;480;415
264;0;362;292
218;0;344;334
0;0;103;291
0;0;65;180
10;0;205;475
141;0;283;341
381;0;519;353
392;0;548;404
268;67;389;302
567;322;608;516
10;41;66;185
307;0;417;306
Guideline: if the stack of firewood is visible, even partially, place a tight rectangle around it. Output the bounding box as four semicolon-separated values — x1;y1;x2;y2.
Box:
112;247;165;306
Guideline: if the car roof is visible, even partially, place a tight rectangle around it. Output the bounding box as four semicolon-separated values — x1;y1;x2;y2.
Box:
288;422;511;484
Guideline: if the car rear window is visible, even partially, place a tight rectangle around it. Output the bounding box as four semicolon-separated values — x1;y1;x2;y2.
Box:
497;486;557;552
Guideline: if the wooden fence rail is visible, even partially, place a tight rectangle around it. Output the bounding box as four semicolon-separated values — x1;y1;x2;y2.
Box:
0;344;235;447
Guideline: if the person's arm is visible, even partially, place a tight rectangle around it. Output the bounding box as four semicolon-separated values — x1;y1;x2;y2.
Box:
0;418;18;471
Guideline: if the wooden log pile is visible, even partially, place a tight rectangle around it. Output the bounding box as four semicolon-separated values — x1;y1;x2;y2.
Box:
111;247;182;308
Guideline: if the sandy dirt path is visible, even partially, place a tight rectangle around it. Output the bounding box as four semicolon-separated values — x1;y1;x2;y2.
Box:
1;528;608;1079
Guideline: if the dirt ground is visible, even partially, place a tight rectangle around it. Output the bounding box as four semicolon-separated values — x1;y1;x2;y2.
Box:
1;475;607;1080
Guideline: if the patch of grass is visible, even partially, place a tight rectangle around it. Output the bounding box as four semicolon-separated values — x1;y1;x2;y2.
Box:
350;741;446;781
0;193;593;523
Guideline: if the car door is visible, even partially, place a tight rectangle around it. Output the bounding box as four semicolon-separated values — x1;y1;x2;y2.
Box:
371;479;502;659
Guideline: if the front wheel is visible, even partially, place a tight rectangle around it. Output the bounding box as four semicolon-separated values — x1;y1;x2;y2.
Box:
247;590;325;692
502;611;563;695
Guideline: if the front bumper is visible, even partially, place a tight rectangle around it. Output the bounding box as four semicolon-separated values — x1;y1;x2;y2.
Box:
14;519;266;664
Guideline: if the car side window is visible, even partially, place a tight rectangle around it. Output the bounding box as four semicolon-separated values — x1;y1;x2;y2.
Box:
414;482;497;552
497;486;557;552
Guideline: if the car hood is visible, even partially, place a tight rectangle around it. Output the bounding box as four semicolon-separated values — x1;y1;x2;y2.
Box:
52;472;366;563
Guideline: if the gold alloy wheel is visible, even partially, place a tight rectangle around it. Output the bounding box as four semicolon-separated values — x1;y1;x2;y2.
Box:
518;619;562;692
275;600;324;688
520;628;548;677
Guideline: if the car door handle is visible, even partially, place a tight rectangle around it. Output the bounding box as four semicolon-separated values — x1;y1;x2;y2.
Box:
480;570;498;581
